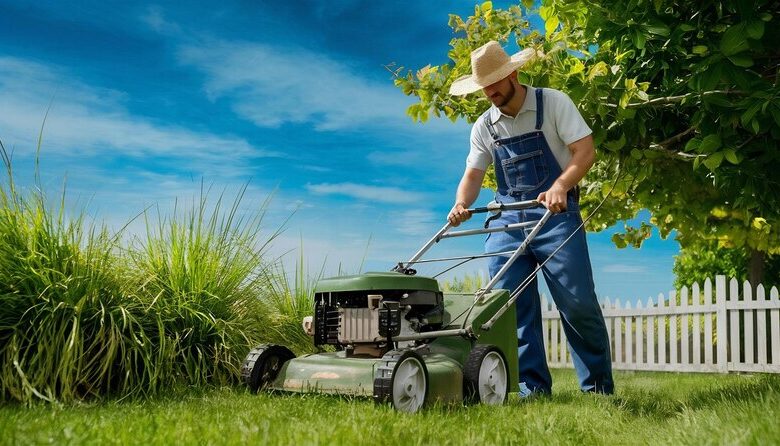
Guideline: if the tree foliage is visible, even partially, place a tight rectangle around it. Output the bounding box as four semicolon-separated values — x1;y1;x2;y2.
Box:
392;0;780;277
673;241;780;289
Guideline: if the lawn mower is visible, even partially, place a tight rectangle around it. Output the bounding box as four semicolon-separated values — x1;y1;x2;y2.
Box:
241;200;553;412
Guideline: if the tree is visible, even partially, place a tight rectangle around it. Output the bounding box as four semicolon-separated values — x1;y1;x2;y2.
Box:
674;240;780;289
391;0;780;284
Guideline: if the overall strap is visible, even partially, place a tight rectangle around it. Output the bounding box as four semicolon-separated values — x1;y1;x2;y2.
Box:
535;88;544;130
483;109;500;141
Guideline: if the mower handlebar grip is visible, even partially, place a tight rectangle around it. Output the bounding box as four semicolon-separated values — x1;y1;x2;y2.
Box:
468;200;542;214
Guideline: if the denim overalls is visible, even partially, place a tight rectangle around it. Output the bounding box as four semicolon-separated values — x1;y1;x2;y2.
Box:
484;88;613;394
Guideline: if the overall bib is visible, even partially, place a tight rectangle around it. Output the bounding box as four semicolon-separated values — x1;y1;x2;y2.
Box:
484;88;613;394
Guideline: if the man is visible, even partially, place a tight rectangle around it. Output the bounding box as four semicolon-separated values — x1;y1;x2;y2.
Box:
447;41;613;396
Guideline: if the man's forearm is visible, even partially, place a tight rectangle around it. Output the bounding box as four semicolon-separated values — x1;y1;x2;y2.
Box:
554;136;596;191
455;168;486;207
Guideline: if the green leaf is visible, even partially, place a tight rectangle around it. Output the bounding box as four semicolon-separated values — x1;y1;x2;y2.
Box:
539;5;551;20
679;24;696;32
760;12;773;22
631;148;643;159
419;107;429;123
703;93;733;108
644;23;670;36
406;103;419;120
702;152;724;171
692;45;708;55
741;102;762;128
619;92;631;109
587;61;608;80
746;20;765;39
724;149;740;164
633;30;646;49
685;137;701;153
699;134;722;153
569;60;585;75
728;54;754;67
604;133;627;151
720;24;750;56
545;16;560;36
700;63;723;90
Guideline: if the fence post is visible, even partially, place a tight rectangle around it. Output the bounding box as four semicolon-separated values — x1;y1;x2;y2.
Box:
716;275;728;373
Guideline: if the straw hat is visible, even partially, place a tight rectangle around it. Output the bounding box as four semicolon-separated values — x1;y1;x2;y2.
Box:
449;41;539;96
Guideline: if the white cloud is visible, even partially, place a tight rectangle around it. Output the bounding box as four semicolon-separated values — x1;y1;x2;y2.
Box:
397;209;440;236
601;264;648;274
140;6;183;36
305;182;425;204
176;40;414;131
0;57;281;175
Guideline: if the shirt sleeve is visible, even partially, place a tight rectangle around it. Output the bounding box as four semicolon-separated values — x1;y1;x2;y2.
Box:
552;90;592;146
466;119;493;171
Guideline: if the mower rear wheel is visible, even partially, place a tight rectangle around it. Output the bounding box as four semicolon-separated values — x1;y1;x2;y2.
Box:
373;349;428;413
241;344;295;392
464;344;509;405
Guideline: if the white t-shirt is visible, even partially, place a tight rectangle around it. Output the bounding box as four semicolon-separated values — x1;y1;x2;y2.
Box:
467;85;592;171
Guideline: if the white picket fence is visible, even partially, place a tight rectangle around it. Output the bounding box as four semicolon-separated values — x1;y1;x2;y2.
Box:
541;275;780;373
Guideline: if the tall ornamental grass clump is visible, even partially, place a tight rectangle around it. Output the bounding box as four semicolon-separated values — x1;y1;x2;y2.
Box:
0;141;288;403
126;186;278;387
258;252;320;355
0;149;153;402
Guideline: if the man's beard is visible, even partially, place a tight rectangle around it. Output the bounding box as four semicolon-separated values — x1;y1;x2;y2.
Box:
496;82;516;107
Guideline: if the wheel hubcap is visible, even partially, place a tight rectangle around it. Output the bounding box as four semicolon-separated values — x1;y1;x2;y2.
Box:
392;357;426;412
478;351;507;404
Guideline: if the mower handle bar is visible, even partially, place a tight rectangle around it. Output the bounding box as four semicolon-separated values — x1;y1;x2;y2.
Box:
395;200;551;295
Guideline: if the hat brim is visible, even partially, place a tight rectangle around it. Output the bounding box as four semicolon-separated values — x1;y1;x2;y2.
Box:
448;49;537;96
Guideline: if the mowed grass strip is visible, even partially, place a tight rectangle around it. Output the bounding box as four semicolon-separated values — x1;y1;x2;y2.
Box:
2;369;779;445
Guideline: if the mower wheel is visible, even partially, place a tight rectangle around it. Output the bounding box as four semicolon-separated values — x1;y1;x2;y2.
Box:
241;344;295;393
463;344;509;405
373;349;428;413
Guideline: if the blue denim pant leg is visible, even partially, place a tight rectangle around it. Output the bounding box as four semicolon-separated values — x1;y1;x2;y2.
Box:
486;218;552;395
529;211;614;394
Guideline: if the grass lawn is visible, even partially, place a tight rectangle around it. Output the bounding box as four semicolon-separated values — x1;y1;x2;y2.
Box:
1;369;779;445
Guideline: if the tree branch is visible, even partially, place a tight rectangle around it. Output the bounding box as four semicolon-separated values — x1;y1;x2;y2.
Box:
656;127;696;147
644;127;702;160
646;143;703;160
602;90;746;109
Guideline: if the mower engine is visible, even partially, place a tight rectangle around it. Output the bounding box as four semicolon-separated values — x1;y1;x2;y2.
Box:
309;277;445;357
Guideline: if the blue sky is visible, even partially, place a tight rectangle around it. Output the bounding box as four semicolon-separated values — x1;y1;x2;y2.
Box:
0;0;680;302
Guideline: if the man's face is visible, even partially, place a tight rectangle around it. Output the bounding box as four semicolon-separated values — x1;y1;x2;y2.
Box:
482;76;515;107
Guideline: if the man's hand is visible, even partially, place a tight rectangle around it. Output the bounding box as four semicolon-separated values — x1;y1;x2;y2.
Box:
538;134;596;214
537;183;568;213
448;201;472;226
